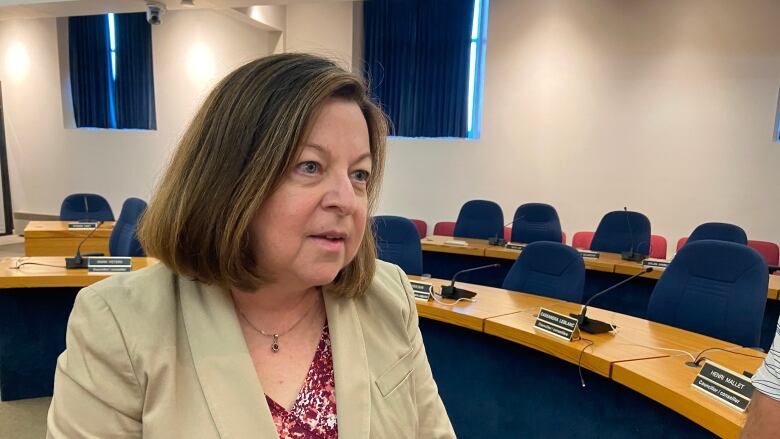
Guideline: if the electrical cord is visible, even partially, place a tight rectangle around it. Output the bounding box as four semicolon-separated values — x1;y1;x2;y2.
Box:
431;291;477;306
574;336;595;388
690;346;766;367
11;258;67;269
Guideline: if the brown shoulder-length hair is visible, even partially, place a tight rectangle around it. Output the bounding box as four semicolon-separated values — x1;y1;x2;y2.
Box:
138;53;387;297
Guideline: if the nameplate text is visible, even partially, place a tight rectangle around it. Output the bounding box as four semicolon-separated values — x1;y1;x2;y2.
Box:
692;360;754;412
410;281;433;301
69;222;98;229
534;307;579;341
88;257;132;273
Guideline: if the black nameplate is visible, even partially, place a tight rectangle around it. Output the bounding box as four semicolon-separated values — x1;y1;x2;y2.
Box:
643;258;670;269
577;250;600;259
410;281;433;301
534;307;579;341
89;257;132;266
692;360;754;412
88;266;131;273
88;257;131;273
698;361;754;399
69;222;98;229
505;243;526;251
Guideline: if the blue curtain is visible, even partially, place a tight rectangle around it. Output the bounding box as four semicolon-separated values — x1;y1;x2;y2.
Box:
364;0;473;137
114;13;156;129
68;15;111;129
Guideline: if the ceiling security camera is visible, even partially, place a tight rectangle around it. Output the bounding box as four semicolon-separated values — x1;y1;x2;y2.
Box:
146;2;166;25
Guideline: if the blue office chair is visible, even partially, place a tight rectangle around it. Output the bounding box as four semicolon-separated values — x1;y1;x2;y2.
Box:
687;222;747;246
590;210;651;255
373;215;423;276
60;193;115;221
453;200;504;240
502;242;585;303
510;203;563;244
647;240;768;347
109;198;147;257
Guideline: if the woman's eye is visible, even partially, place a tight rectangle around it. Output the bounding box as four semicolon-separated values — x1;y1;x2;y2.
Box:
352;170;370;183
298;161;320;174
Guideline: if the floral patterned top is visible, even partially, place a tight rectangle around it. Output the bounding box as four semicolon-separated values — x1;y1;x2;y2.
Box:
265;324;338;439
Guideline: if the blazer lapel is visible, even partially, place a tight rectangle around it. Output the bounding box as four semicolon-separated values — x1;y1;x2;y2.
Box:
325;292;371;439
179;277;279;439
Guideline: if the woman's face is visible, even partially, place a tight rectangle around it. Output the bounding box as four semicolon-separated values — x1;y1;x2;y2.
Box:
250;99;372;290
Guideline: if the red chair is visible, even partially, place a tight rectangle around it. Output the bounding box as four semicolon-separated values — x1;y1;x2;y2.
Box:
676;237;688;252
410;219;427;239
649;235;668;259
572;231;594;249
748;240;779;266
433;221;456;236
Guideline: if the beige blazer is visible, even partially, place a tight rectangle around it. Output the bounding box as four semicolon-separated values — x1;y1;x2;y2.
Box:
46;260;454;438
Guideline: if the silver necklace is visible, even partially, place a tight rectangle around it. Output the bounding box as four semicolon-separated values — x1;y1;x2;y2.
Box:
238;295;321;353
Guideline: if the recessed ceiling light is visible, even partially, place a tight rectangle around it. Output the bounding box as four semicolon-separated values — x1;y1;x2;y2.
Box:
181;0;195;6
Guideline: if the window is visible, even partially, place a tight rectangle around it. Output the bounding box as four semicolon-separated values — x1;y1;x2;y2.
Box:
467;0;489;138
68;12;156;130
363;0;488;139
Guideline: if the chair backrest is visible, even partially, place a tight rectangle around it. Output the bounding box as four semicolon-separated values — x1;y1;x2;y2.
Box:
647;240;768;347
509;203;563;244
373;216;423;276
572;231;594;249
109;198;147;257
410;219;427;239
433;221;455;236
453;200;504;240
748;240;779;266
60;193;115;221
504;226;511;241
676;237;688;252
590;211;651;255
687;222;747;245
649;235;668;259
501;242;585;303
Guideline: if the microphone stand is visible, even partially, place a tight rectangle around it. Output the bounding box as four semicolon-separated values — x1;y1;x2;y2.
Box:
570;267;653;334
65;221;104;269
440;264;501;299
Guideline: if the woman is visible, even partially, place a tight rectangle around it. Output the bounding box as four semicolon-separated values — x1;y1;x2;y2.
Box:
47;53;454;438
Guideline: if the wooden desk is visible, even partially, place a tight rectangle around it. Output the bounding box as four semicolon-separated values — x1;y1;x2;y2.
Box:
613;349;765;439
615;259;780;300
424;236;780;301
484;302;739;379
770;275;780;299
420;235;489;256
410;276;567;331
0;256;157;401
413;277;763;437
0;256;157;288
24;221;115;256
485;245;619;273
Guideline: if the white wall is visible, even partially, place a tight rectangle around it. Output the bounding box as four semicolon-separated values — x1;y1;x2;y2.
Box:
0;9;271;220
375;0;780;255
2;0;779;255
285;0;354;70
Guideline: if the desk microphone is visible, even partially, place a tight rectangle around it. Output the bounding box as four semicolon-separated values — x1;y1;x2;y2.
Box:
488;217;526;246
440;263;501;299
570;267;653;334
621;206;647;262
65;221;105;269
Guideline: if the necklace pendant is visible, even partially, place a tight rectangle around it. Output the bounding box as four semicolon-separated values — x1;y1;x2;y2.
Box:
271;334;280;353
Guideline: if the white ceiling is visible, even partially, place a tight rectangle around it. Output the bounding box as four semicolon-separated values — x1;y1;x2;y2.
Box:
0;0;352;20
